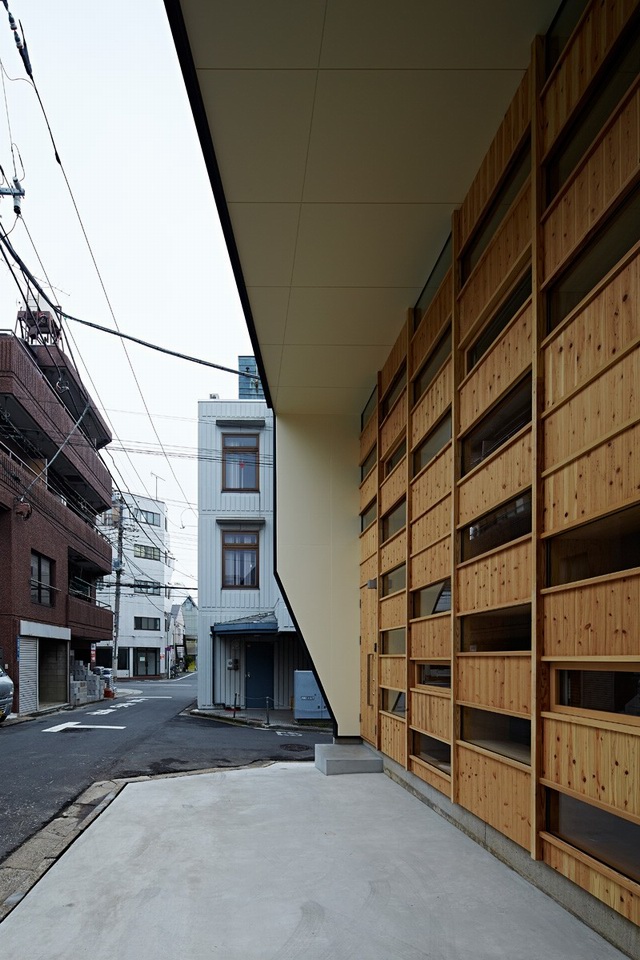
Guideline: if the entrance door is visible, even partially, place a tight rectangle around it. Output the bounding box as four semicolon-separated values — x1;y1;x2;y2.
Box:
245;642;274;708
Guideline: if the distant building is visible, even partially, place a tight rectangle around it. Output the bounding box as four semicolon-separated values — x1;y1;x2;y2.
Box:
181;594;198;667
237;355;264;400
197;395;311;710
0;315;112;714
97;493;175;678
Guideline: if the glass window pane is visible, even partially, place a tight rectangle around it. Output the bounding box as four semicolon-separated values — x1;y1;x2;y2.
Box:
461;492;532;562
381;500;406;543
381;565;406;596
413;234;452;330
417;663;451;687
413;579;451;617
557;669;640;718
381;628;406;655
413;411;452;476
547;503;640;586
467;272;531;371
360;501;377;533
461;605;531;653
412;732;451;773
461;707;531;764
381;688;406;715
413;327;451;404
461;376;531;474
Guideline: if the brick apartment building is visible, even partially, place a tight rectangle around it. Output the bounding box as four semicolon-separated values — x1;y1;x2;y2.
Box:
0;312;113;714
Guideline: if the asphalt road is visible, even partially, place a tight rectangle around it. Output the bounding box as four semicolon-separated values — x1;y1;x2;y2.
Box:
0;673;332;863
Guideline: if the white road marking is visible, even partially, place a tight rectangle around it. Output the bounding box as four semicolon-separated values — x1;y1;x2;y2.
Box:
275;731;303;737
43;721;126;733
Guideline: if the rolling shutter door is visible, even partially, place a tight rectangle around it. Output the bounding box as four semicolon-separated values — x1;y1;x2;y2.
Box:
19;638;38;713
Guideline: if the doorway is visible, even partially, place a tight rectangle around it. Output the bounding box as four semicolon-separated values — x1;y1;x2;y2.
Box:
245;641;274;708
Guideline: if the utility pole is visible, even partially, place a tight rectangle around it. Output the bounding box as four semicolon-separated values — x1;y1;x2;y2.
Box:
112;496;125;696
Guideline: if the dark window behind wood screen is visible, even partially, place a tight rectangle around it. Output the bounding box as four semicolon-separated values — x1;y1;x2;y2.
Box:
547;503;640;586
461;375;531;474
461;492;532;562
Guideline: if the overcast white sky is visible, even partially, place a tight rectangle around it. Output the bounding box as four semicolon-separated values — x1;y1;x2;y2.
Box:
0;1;253;591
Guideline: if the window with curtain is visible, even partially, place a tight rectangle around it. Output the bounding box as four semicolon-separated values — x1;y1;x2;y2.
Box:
223;435;259;491
222;531;259;587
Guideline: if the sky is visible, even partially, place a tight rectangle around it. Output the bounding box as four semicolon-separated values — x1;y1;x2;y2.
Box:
0;1;253;592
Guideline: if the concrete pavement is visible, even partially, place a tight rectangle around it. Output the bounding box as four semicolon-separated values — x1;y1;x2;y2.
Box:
0;763;631;959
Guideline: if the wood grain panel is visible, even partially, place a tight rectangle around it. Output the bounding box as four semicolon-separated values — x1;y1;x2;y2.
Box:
360;412;377;464
380;712;406;766
542;837;640;926
359;523;377;564
458;655;531;715
409;757;451;796
411;271;452;375
459;303;533;432
359;469;377;512
543;572;640;657
360;585;378;745
457;744;531;848
380;389;407;459
459;184;531;343
411;614;451;660
411;689;451;740
411;495;451;549
459;69;531;248
380;461;406;515
457;538;532;613
380;530;407;574
544;421;640;532
411;445;452;519
544;251;640;410
458;429;532;526
359;554;377;588
544;350;640;467
380;655;405;690
542;0;638;153
543;84;640;279
543;716;640;818
411;537;451;590
379;592;406;630
380;321;407;397
411;360;452;447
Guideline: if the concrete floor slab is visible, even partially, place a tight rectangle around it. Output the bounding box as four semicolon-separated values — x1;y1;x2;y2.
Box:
0;764;629;960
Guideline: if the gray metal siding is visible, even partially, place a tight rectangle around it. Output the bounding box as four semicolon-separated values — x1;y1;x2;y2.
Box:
18;637;38;713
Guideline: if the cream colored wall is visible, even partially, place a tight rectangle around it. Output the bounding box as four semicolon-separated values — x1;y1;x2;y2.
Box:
276;413;360;737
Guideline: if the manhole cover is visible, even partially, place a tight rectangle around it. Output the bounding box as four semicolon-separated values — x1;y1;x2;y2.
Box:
280;743;309;752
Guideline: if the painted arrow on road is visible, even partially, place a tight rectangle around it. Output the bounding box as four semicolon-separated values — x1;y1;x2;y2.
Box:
43;721;126;733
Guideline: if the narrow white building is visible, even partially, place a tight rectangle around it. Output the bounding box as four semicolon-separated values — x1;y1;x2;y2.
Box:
97;493;176;678
198;397;311;710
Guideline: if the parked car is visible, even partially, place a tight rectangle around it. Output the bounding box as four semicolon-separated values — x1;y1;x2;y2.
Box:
0;666;14;722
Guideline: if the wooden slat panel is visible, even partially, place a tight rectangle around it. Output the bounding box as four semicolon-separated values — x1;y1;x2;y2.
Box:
411;495;451;548
458;429;532;527
543;573;640;657
543;716;640;819
411;614;451;660
544;422;640;532
457;744;531;848
459;303;533;432
543;84;640;279
544;252;640;410
380;656;405;690
459;69;531;248
359;524;377;564
359;554;377;587
380;389;407;459
379;592;406;630
411;360;452;448
411;689;451;740
542;838;640;926
380;530;407;574
411;537;451;591
380;712;406;765
459;184;531;343
457;538;532;612
458;655;531;715
544;350;640;468
380;321;407;397
380;461;406;515
359;469;377;512
411;445;452;519
542;0;638;153
360;412;377;463
411;271;452;375
409;758;451;796
360;585;378;745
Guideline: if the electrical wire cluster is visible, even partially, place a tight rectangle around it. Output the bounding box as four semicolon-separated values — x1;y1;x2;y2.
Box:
0;2;265;590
